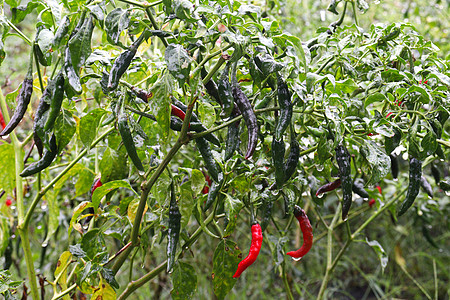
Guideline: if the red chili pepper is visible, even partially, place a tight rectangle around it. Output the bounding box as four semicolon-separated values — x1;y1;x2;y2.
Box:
0;111;5;131
419;80;428;84
287;206;313;260
5;198;12;207
367;133;379;137
171;104;186;121
90;178;103;198
316;179;341;197
233;223;263;278
202;173;212;194
386;112;394;119
368;199;376;208
375;185;382;194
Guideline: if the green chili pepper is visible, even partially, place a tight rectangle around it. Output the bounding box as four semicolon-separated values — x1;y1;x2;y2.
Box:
260;196;274;232
231;63;258;159
201;68;221;105
335;144;352;220
204;172;224;210
398;158;422;216
107;32;146;92
430;163;440;184
21;134;58;177
63;47;82;95
284;128;300;182
422;223;438;248
3;238;13;270
217;62;234;118
420;176;433;198
118;112;145;172
254;91;274;110
275;74;293;140
195;137;220;183
33;79;54;156
352;179;369;198
0;50;33;136
224;107;241;160
272;137;286;188
43;72;65;132
52;16;71;50
167;181;181;273
389;153;399;179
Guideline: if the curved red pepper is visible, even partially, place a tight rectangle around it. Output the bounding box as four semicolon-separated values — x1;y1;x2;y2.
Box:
202;173;212;194
0;111;5;131
171;104;186;121
233;223;263;278
90;178;103;198
287;206;313;260
316;179;341;196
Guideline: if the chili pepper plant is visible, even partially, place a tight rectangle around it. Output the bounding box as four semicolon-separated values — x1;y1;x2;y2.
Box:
0;0;448;299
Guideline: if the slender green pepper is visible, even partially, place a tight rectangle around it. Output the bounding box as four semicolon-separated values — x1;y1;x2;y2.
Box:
430;163;440;184
44;72;65;131
204;172;224;210
352;179;369;198
284;128;300;181
272;137;286;188
201;68;221;105
195;137;220;182
335;144;352;220
118;113;145;172
275;74;292;140
33;79;54;155
107;32;146;92
167;181;181;273
389;153;399;179
52;16;71;49
0;50;34;136
217;62;234;117
420;176;433;198
3;238;13;270
231;63;258;159
224;107;241;160
398;158;422;216
63;46;82;95
260;197;274;232
21;134;58;177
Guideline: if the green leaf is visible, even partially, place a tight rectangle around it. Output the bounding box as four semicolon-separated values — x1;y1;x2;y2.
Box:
104;8;130;45
165;44;192;85
364;92;387;109
179;181;195;228
365;238;388;273
421;130;437;157
173;0;196;22
68;202;93;236
407;85;432;104
149;73;172;141
198;101;216;128
79;108;106;148
81;228;102;259
54;109;76;151
212;240;241;300
360;140;390;185
100;146;128;182
11;1;42;24
68;15;94;71
36;28;54;66
0;144;16;197
171;262;197;299
92;180;137;211
223;194;243;237
75;168;95;197
42;190;59;246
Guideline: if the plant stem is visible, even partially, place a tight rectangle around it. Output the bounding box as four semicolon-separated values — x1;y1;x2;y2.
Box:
5;19;32;45
282;261;294;300
145;7;168;47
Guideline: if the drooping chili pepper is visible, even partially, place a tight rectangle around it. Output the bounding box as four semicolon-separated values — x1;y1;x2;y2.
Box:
260;198;274;232
422;223;438;248
389;153;399;179
202;173;212;194
286;205;313;260
375;185;382;194
352;179;369;198
420;176;433;198
107;32;146;92
233;222;263;278
440;180;450;191
430;163;440;184
315;179;341;196
85;177;102;224
171;104;186;121
195;137;220;183
167;181;181;273
43;72;65;131
231;62;258;159
204;173;224;210
272;137;286;188
284;128;300;182
131;86;151;103
224;106;241;160
0;50;34;136
52;16;71;50
201;68;221;105
217;62;234;118
275;74;292;140
63;46;82;95
368;199;376;208
118;112;145;172
335;144;352;220
21;134;58;177
171;100;221;146
0;111;6;131
33;78;55;156
90;177;103;196
3;238;13;270
398;158;422;216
